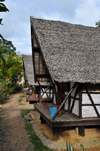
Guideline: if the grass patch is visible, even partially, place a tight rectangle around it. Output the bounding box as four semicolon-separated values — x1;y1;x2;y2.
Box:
20;109;34;118
25;123;55;151
18;99;25;105
20;94;25;98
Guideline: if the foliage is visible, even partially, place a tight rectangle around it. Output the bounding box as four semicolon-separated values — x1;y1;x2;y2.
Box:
0;88;12;104
95;20;100;27
0;0;24;104
0;39;16;54
0;0;9;25
13;84;23;92
20;94;25;98
0;46;23;103
66;142;84;151
18;99;25;105
80;144;84;151
0;52;23;87
20;109;34;118
66;142;74;151
25;123;55;151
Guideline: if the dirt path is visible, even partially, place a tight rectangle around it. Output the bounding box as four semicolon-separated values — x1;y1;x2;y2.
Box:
0;92;34;151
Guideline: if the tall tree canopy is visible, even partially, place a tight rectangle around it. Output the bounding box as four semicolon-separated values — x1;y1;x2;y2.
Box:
0;39;16;54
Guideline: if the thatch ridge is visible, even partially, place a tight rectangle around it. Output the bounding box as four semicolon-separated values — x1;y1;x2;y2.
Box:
31;17;100;84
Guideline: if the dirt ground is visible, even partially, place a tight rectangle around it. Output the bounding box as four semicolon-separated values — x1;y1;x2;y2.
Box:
33;120;100;151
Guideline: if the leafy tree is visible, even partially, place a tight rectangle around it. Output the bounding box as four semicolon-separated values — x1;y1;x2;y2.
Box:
95;20;100;27
0;0;9;25
0;39;16;54
0;51;23;88
0;0;9;40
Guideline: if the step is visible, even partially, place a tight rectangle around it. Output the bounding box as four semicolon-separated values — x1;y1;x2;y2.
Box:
28;111;40;121
24;115;33;123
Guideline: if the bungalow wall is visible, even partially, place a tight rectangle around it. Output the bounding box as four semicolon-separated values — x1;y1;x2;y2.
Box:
69;83;100;118
82;83;100;118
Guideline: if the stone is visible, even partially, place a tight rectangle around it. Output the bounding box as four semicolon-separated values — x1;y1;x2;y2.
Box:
24;115;33;123
28;111;40;121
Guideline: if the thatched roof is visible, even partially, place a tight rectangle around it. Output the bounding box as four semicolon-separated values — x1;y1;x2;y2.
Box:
22;55;35;85
31;17;100;84
22;55;50;86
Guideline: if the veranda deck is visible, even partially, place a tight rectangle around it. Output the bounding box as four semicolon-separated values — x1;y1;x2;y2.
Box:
34;104;100;128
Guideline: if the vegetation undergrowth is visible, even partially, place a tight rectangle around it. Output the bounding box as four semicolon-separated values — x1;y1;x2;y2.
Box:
18;99;25;105
20;94;25;98
0;85;24;104
20;109;34;118
25;123;55;151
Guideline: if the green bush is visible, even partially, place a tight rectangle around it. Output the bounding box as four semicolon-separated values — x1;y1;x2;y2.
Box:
0;92;7;104
14;85;23;92
0;89;13;104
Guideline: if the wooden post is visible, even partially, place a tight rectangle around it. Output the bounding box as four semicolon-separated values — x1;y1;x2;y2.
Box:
70;84;79;113
52;127;59;140
78;126;85;137
40;116;46;124
79;84;82;119
68;82;71;112
55;81;65;99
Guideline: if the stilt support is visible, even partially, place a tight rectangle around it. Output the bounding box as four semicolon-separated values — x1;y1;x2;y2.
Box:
52;127;59;140
40;116;46;124
78;126;85;137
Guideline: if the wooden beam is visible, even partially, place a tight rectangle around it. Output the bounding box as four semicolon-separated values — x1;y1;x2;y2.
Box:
85;86;100;117
36;74;50;78
82;92;100;94
82;104;100;106
68;82;71;112
36;82;53;104
70;84;79;113
52;83;78;120
33;47;40;52
79;84;82;119
70;96;80;100
55;81;65;99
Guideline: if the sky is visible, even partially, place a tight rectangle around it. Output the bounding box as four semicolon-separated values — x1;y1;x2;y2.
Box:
1;0;100;54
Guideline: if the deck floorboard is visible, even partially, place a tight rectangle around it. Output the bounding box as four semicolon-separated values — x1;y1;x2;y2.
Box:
34;104;100;127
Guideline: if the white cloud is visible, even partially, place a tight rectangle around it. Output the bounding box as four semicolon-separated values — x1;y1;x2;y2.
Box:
1;0;100;54
74;0;100;26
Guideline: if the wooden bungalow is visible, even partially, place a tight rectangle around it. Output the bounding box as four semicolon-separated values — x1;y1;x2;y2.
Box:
22;55;35;87
22;55;53;103
30;16;100;136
